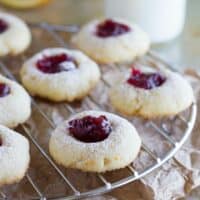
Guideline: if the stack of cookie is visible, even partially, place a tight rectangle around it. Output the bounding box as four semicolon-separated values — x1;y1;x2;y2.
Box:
0;13;195;188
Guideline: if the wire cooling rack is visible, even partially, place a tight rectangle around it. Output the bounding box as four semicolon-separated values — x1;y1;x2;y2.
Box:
0;22;197;200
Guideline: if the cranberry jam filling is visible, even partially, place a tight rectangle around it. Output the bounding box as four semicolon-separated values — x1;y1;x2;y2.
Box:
0;83;10;97
0;19;8;34
36;53;77;74
127;68;166;90
96;19;131;38
68;115;112;143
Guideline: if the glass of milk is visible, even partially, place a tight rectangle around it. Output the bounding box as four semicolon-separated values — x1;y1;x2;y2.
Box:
105;0;187;43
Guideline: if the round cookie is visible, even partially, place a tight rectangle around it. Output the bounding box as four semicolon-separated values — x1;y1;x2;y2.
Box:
0;74;31;128
20;48;101;102
109;67;195;118
71;18;150;64
49;110;141;172
0;12;31;56
0;125;30;186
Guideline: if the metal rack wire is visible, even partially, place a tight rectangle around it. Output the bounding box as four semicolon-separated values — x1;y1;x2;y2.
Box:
0;23;197;200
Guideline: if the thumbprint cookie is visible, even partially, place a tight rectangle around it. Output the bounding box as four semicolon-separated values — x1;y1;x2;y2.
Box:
0;74;31;128
71;18;150;64
0;12;31;56
0;125;30;186
49;110;141;172
20;48;101;102
109;66;194;118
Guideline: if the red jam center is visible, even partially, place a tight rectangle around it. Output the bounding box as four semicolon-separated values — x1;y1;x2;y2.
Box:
0;83;10;97
68;115;112;143
36;53;77;74
0;19;8;34
96;19;131;38
127;68;166;90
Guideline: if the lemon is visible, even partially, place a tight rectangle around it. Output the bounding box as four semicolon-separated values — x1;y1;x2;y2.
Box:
0;0;50;9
